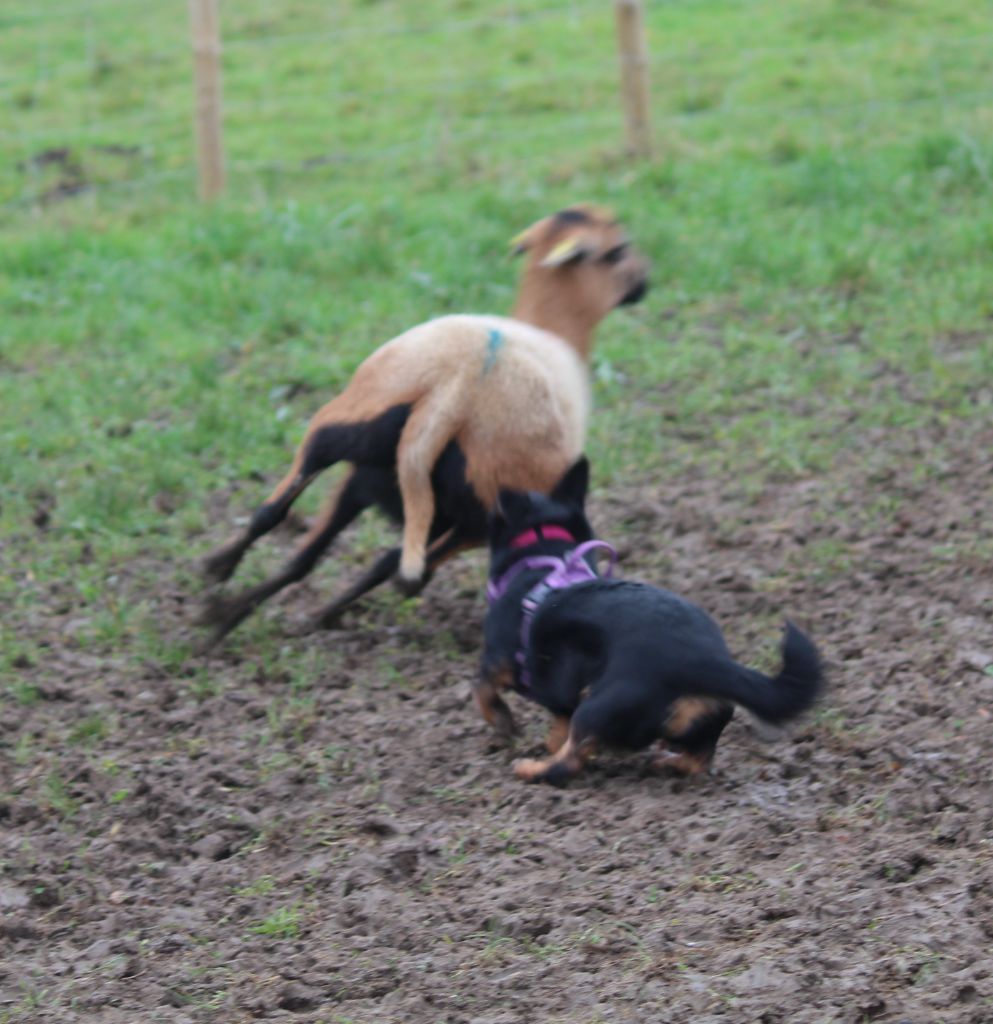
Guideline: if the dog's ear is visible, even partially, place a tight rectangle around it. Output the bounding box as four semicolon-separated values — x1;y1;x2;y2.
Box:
495;487;533;525
550;456;589;508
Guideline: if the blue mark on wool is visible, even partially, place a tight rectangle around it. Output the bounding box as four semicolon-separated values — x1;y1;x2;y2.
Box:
483;327;504;375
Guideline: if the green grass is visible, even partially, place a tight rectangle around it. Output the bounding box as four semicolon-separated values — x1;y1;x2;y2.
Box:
248;903;301;940
1;0;992;670
42;774;77;818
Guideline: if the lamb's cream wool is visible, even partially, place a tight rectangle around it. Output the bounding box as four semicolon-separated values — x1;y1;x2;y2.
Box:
201;204;649;645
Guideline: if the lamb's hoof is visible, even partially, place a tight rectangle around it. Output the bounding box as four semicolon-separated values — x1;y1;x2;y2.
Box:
313;606;346;631
393;573;426;598
193;618;228;656
195;593;249;650
202;547;241;584
194;631;223;656
197;592;232;628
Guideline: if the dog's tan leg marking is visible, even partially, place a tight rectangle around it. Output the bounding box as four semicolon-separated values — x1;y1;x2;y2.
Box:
545;715;571;754
650;748;712;776
513;734;595;784
665;697;719;738
656;697;730;775
474;663;517;740
395;391;462;583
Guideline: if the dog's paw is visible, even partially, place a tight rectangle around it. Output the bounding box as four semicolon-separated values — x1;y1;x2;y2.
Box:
649;749;710;776
513;758;549;783
513;758;573;787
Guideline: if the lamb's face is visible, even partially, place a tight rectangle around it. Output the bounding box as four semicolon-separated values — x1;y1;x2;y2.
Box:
513;205;650;319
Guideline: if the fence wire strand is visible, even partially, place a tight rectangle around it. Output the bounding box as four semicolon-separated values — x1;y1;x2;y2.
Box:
2;0;991;210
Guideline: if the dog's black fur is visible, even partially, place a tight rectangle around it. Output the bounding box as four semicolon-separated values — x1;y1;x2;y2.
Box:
476;458;824;786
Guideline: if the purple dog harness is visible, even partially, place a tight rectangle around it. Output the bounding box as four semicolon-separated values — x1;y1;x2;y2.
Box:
485;526;618;693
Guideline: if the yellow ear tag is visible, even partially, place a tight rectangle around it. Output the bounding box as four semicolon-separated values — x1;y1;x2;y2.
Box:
509;229;531;253
540;237;582;267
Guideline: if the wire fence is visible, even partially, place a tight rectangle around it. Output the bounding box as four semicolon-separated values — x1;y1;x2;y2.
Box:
2;0;992;212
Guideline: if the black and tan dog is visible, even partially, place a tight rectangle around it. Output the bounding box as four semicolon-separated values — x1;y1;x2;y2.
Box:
201;205;648;647
476;459;824;786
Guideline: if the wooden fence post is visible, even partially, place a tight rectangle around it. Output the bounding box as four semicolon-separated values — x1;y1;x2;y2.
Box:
614;0;651;158
189;0;225;200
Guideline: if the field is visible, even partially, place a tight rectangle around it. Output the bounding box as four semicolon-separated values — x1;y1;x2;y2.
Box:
2;0;993;1021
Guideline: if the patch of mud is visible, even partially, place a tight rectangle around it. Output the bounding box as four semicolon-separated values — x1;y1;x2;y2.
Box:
15;143;149;205
2;417;992;1022
17;146;89;203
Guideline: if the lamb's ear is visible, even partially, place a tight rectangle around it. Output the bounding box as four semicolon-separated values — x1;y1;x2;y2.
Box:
496;488;533;524
510;216;549;256
551;456;589;508
539;232;595;267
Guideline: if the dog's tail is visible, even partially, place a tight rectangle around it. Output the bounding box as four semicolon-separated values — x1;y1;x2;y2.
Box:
689;621;824;725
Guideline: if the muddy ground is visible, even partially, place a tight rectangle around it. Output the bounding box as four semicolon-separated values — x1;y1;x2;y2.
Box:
2;415;992;1024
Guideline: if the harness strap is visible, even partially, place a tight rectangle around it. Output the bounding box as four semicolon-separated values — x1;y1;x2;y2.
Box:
509;525;575;549
485;555;562;604
486;538;618;693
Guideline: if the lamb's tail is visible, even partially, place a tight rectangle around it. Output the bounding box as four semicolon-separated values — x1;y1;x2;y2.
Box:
688;621;824;725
